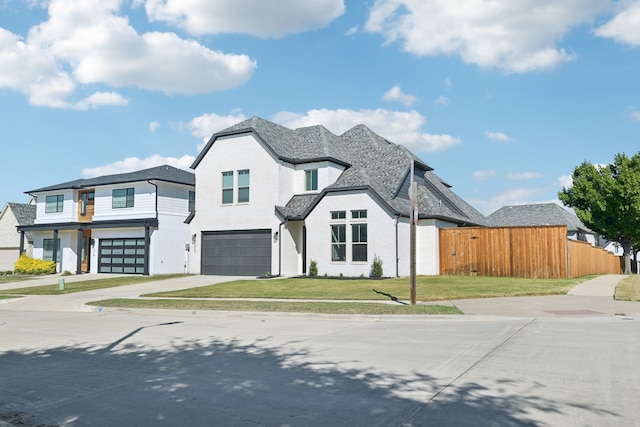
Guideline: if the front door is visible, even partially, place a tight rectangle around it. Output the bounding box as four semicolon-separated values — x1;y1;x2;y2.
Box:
81;229;91;272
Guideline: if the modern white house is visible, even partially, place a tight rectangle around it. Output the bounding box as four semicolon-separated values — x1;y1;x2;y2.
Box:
18;165;195;275
187;116;485;277
0;201;36;270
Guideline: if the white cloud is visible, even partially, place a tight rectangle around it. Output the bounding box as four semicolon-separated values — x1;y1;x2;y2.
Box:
444;77;452;89
365;0;609;73
185;112;248;150
505;172;543;180
382;85;418;106
434;95;449;106
0;0;256;108
345;25;359;36
272;108;461;152
471;186;552;215
558;174;573;189
473;170;496;180
484;131;513;142
81;154;195;178
149;121;160;132
140;0;345;37
630;110;640;121
595;1;640;45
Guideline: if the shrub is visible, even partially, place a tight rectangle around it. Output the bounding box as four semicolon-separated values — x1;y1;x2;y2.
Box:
309;259;318;277
370;254;383;278
62;270;73;276
14;254;56;275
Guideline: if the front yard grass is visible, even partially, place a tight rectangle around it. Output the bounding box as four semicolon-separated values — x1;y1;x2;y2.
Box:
0;274;189;295
87;299;462;315
614;275;640;301
144;275;591;301
0;275;36;284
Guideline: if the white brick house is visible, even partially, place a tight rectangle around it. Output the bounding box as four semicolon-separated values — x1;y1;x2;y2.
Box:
188;117;485;277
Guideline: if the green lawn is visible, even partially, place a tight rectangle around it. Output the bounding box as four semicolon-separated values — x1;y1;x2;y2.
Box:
144;275;591;301
0;275;36;284
87;299;462;315
0;274;189;295
0;295;21;300
614;275;640;301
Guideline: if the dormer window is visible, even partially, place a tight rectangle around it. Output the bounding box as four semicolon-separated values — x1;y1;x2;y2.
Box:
305;169;318;191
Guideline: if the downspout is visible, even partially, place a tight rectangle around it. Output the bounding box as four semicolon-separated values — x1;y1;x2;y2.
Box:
147;180;158;276
278;220;285;277
395;215;399;277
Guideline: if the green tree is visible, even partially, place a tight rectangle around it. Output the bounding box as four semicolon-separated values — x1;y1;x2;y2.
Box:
559;152;640;274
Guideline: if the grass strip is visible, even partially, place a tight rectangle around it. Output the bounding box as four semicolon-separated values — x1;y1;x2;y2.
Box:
0;295;21;300
614;275;640;301
145;275;591;302
0;275;35;284
87;299;462;315
0;274;189;295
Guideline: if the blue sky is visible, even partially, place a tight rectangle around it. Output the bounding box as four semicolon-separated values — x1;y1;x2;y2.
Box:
1;0;639;215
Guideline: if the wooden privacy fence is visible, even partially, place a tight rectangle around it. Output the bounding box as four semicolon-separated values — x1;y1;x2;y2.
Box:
439;226;622;279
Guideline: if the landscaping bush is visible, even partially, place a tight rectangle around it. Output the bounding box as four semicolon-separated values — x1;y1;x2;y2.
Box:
309;259;318;277
14;254;56;275
370;254;383;278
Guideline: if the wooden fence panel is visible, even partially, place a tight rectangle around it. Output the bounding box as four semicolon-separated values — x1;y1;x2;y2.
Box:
439;225;621;278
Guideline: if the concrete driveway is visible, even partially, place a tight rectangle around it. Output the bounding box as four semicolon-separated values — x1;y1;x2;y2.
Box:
0;274;639;426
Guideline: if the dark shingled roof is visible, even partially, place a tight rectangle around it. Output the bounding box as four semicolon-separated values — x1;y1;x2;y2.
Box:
7;203;36;226
486;203;592;232
26;165;194;193
197;116;484;225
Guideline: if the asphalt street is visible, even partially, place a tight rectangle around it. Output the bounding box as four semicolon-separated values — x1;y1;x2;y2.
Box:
0;274;639;426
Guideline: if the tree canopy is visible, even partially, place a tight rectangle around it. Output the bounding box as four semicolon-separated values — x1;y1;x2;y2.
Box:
558;152;640;274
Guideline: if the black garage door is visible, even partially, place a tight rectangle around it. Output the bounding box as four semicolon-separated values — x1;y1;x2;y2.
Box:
201;230;271;276
99;238;146;274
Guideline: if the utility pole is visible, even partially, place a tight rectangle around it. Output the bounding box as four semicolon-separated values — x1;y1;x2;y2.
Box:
409;161;417;305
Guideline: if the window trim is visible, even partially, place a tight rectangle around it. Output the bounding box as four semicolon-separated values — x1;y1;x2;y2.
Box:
222;171;234;204
305;169;318;191
45;195;64;213
188;190;196;213
351;223;368;262
331;210;346;220
112;188;135;209
43;238;61;262
237;169;250;203
331;224;346;262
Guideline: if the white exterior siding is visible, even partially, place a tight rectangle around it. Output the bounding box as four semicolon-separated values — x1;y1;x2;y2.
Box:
92;182;157;221
294;162;345;195
32;230;77;273
150;213;191;274
157;183;192;215
280;221;304;277
34;190;75;224
0;208;20;270
415;219;457;276
189;134;283;274
304;190;397;277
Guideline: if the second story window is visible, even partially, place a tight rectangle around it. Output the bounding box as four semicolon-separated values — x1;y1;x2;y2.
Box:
237;170;250;203
113;188;135;209
305;169;318;191
188;191;196;213
45;195;64;213
222;171;234;204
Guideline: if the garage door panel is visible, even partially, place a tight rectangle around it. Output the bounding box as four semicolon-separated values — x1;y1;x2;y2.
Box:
201;230;271;276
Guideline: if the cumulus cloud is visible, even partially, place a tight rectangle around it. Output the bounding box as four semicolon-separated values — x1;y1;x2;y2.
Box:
558;174;573;189
365;0;609;73
273;108;461;152
149;121;160;132
382;85;418;106
595;0;640;45
484;131;513;142
139;0;345;37
473;170;496;180
471;186;553;215
81;154;195;178
0;0;256;108
184;112;248;150
506;172;543;180
345;25;359;36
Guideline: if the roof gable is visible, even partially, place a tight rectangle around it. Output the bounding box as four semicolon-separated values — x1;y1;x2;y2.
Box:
198;116;484;225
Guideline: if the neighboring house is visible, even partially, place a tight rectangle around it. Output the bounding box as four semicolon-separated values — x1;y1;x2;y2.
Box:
18;165;195;275
188;116;485;277
0;201;36;270
486;202;605;245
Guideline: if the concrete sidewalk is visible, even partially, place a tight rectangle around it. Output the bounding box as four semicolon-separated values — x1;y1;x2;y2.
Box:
453;274;640;318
